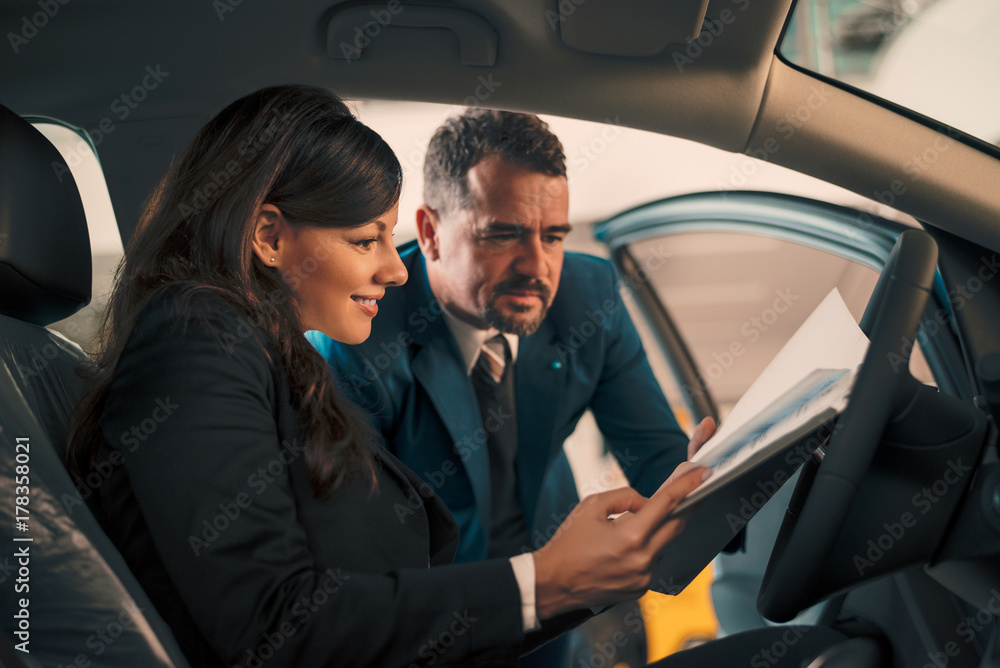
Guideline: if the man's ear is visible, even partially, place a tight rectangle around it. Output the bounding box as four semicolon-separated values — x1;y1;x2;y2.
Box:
251;203;288;269
415;205;441;261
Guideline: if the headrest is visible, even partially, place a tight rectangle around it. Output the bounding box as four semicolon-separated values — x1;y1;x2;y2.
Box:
0;102;91;326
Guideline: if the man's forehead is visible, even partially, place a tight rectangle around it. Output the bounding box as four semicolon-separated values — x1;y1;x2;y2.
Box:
466;157;567;202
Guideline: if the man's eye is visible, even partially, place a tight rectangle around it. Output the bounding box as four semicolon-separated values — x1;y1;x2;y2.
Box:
487;233;519;241
543;235;565;244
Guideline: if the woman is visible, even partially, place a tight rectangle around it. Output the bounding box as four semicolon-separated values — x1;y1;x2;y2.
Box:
65;85;709;667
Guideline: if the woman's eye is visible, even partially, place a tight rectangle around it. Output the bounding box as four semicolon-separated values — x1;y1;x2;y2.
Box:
354;238;377;250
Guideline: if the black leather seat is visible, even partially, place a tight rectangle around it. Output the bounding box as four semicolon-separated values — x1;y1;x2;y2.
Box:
0;102;189;667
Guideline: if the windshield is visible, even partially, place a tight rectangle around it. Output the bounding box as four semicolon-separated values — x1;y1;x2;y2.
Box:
779;0;1000;147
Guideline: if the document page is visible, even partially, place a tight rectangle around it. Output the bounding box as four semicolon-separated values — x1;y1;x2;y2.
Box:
660;287;870;514
669;367;854;514
647;288;871;593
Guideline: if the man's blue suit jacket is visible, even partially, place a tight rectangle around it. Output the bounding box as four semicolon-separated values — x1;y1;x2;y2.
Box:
308;241;688;562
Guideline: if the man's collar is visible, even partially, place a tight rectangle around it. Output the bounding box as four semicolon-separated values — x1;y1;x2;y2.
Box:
439;306;519;375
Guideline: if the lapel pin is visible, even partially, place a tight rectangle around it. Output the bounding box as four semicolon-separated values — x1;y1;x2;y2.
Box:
551;361;562;370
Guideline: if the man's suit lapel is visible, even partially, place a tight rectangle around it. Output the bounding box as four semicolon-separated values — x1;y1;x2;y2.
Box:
406;253;493;539
515;316;566;529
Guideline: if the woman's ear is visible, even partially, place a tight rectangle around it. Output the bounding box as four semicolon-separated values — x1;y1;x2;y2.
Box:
251;203;287;268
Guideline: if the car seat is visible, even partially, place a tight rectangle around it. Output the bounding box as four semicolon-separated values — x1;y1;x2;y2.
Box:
0;101;189;667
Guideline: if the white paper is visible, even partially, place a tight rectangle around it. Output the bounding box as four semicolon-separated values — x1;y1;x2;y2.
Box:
664;288;870;501
693;287;868;464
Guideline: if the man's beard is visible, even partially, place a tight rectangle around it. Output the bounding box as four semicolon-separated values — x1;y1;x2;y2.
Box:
482;278;553;337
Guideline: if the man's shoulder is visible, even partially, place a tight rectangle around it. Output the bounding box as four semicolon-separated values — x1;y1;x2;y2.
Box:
555;252;618;302
369;240;427;332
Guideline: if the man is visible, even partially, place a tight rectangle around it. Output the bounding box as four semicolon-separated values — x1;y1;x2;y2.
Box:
309;109;711;567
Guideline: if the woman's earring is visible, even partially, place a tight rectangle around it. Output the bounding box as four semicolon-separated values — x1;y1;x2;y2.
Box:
270;258;276;262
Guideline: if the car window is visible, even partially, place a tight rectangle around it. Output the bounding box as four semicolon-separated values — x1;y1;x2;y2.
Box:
33;121;124;354
623;230;936;420
779;0;1000;147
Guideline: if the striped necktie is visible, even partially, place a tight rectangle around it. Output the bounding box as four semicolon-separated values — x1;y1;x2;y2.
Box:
471;334;529;557
475;334;507;384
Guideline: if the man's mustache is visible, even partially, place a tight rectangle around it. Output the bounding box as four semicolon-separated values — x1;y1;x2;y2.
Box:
493;278;551;303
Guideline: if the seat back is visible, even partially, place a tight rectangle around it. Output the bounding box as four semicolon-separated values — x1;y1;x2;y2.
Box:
0;102;189;667
0;365;186;667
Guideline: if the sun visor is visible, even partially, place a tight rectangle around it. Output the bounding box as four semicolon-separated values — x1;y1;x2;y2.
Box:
557;0;710;57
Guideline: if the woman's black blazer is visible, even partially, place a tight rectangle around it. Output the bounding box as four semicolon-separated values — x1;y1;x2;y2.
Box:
95;289;529;667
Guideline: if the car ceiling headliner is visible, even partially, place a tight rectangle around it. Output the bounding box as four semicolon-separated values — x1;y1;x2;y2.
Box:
2;0;999;252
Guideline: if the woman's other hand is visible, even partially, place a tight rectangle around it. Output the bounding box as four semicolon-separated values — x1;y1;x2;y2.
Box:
532;465;710;620
687;416;717;460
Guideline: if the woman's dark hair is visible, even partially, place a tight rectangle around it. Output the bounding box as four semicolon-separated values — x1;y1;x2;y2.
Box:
66;84;401;496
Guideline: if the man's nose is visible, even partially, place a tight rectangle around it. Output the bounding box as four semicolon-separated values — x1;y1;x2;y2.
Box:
513;235;550;279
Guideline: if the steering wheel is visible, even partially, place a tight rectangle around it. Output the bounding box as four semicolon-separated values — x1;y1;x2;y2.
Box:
756;228;939;622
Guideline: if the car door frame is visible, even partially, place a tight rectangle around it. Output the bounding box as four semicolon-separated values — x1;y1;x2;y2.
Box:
593;190;972;425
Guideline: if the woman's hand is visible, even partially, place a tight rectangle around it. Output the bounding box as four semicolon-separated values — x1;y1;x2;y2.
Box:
531;464;710;620
687;416;717;460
